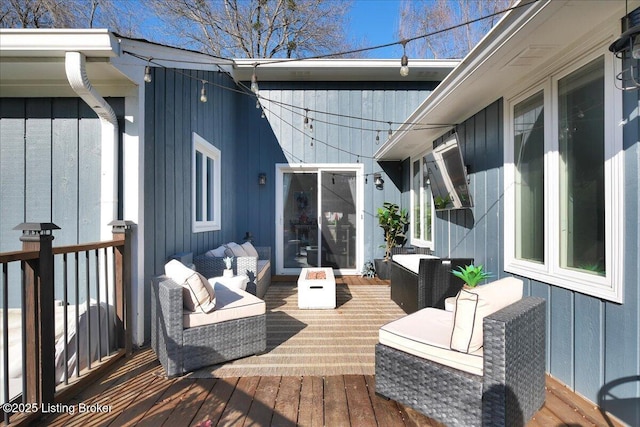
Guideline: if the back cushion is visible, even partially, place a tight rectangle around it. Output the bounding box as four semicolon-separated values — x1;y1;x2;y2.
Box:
241;241;259;258
450;277;523;353
225;242;247;257
206;245;227;258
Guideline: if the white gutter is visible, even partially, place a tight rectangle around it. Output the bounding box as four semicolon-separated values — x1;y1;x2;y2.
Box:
65;51;118;240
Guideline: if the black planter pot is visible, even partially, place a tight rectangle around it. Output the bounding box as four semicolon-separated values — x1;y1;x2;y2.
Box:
374;259;392;280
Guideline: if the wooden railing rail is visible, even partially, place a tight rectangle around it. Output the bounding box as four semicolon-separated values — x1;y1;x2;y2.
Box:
0;221;134;426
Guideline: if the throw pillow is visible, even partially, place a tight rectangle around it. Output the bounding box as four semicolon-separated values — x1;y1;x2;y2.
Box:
225;242;247;257
450;277;523;353
241;241;259;258
164;259;216;313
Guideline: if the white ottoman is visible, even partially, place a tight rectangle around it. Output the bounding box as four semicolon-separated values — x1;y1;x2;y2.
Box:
297;267;336;309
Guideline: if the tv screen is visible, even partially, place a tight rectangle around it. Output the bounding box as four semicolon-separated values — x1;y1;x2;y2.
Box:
424;132;473;210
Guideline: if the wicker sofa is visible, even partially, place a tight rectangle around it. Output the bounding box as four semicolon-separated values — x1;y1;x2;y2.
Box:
194;245;271;299
390;255;473;313
375;279;546;427
151;274;266;377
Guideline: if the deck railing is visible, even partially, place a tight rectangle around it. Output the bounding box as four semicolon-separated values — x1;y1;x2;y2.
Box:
0;221;133;425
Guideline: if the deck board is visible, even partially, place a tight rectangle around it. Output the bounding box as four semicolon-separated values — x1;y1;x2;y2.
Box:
21;277;626;427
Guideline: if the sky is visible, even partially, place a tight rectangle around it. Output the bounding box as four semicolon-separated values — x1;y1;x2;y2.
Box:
347;0;404;58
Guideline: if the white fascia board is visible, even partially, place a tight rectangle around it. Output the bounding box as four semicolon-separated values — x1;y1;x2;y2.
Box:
0;29;119;57
374;0;551;160
116;37;234;72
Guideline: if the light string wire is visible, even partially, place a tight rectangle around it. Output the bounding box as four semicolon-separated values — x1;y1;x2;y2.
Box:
122;1;539;171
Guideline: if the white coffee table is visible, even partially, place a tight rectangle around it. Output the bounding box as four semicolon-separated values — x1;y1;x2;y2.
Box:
297;267;336;309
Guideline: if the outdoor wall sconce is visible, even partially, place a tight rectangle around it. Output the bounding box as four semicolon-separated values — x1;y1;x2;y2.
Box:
609;8;640;90
258;173;267;185
374;173;384;190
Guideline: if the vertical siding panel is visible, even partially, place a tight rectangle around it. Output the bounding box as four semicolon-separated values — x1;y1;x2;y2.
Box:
484;101;502;274
174;70;185;250
144;67;156;284
530;281;551;371
327;90;340;163
315;89;328;163
77;101;100;242
574;294;604;403
51;98;79;244
472;109;486;266
0;99;26;252
25;99;52;222
164;69;176;256
549;287;574;388
154;68;167;271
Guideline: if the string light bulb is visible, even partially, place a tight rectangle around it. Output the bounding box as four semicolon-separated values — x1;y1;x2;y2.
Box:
251;64;260;94
388;122;393;137
256;99;261;109
144;61;152;83
400;40;409;77
376;131;380;145
200;81;207;103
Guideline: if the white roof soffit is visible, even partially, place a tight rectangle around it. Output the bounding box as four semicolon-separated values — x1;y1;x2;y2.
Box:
374;0;636;161
0;29;233;97
232;58;460;82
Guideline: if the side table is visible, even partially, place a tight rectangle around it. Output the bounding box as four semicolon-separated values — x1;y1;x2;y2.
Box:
209;274;249;291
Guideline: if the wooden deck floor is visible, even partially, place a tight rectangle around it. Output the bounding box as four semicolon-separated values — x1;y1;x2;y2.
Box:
23;277;625;427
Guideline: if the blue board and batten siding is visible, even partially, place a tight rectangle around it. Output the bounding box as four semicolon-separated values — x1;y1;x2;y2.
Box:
247;82;434;266
429;98;640;424
0;97;124;307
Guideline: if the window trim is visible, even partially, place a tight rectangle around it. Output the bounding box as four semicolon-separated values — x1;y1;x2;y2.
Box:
504;47;624;303
192;132;221;232
410;152;435;249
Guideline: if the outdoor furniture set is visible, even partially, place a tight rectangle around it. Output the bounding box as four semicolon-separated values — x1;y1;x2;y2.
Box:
151;245;546;425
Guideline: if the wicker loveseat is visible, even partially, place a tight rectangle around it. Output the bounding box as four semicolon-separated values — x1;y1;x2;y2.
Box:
376;278;546;427
194;244;271;298
151;273;266;377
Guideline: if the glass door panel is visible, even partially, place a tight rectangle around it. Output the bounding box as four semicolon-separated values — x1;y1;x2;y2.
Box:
282;172;318;269
320;171;357;270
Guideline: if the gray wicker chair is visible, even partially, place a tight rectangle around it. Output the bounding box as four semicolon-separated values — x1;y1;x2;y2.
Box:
193;246;271;298
151;275;266;377
375;297;546;427
390;257;473;313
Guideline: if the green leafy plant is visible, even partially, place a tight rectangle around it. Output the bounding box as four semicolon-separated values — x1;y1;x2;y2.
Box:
452;264;492;288
434;194;452;209
377;202;409;261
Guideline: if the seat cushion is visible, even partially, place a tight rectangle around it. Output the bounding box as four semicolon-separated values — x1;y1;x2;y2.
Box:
450;277;523;353
165;259;216;313
391;254;438;274
183;282;266;328
379;308;483;376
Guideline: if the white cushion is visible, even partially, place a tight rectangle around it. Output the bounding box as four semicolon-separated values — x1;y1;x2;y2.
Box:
450;277;523;353
379;308;484;376
225;242;247;257
391;254;438;274
206;245;227;258
183;282;265;328
165;259;216;313
241;241;259;258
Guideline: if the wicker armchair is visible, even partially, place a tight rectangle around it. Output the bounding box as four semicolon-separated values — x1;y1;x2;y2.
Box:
390;257;473;313
193;246;271;298
375;297;546;427
150;275;266;377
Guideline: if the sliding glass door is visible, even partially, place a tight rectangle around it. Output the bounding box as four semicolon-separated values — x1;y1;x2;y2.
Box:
276;165;362;275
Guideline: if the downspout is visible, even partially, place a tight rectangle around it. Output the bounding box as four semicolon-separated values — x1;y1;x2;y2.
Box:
64;51;118;241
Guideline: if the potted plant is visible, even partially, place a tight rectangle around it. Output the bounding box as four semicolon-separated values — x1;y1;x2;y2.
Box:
451;264;492;288
375;202;409;279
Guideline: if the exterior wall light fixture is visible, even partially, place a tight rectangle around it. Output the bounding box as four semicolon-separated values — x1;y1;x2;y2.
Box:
374;173;384;190
258;173;267;185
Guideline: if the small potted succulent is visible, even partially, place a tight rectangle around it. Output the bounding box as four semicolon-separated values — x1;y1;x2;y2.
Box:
223;256;233;277
451;264;492;288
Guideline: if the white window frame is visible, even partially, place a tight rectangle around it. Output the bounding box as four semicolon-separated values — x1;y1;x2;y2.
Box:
192;132;221;232
504;46;624;303
410;153;435;249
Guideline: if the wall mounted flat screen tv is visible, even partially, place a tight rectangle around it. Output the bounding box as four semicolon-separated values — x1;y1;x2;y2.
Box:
423;132;473;210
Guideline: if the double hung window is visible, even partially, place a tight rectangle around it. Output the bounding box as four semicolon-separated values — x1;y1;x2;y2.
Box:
411;157;434;247
505;51;623;302
192;132;221;232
